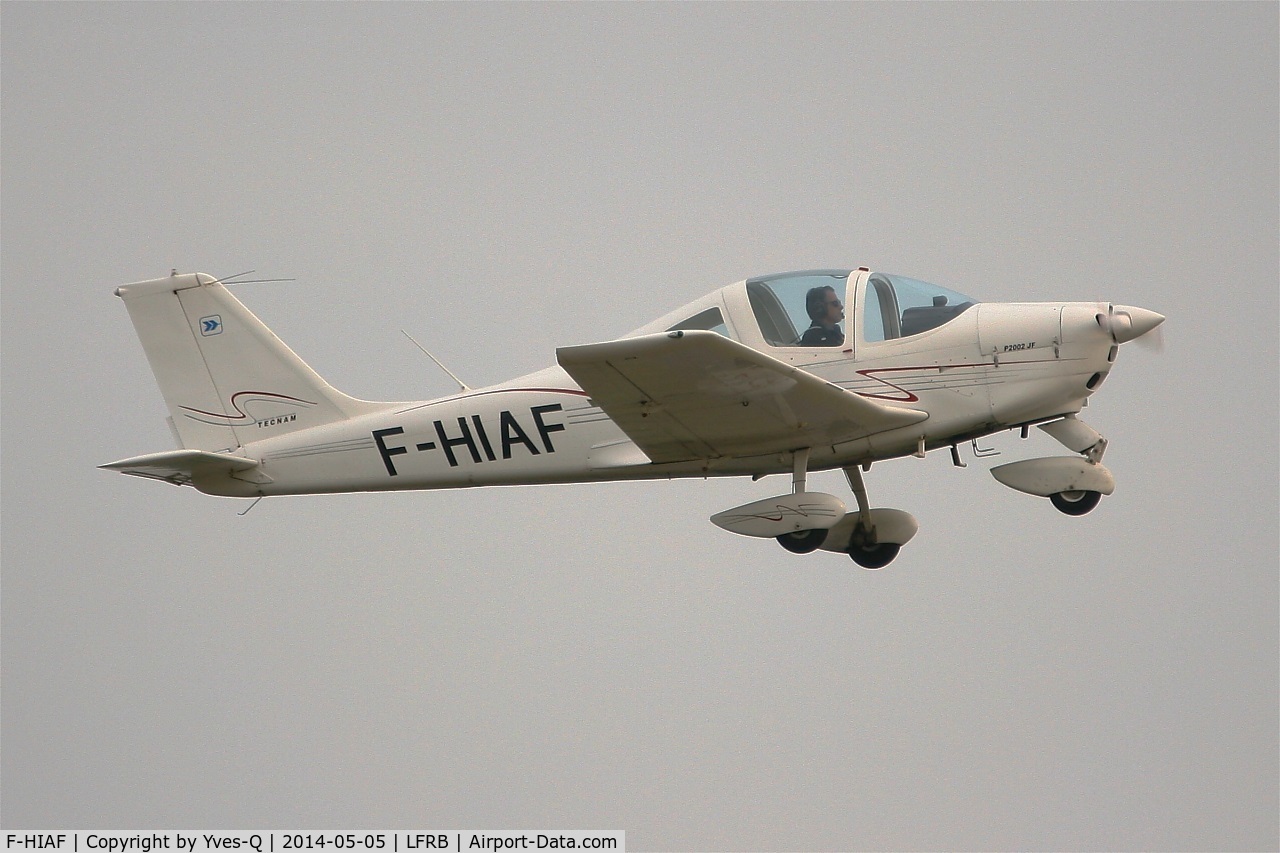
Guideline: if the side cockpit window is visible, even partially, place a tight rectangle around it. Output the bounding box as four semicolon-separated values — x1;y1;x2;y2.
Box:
864;274;977;343
667;306;729;338
747;271;851;347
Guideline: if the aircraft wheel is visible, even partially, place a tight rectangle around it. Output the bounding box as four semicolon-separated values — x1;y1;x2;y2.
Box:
1050;489;1102;516
776;528;828;554
848;542;900;569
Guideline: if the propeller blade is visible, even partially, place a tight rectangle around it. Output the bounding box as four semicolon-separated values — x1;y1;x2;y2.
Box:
1095;302;1117;342
1133;322;1165;353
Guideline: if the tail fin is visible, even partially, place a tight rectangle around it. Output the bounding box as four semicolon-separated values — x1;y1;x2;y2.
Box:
116;272;386;451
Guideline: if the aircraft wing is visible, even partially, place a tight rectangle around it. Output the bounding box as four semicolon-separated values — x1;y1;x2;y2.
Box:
99;449;262;487
556;330;927;464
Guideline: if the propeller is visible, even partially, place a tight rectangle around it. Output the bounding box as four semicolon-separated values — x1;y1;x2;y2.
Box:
1095;303;1165;349
1133;319;1165;353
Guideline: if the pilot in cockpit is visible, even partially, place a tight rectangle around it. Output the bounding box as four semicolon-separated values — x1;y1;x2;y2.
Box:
799;285;845;346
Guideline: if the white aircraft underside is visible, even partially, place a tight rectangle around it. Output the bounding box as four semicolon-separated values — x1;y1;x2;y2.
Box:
103;267;1163;567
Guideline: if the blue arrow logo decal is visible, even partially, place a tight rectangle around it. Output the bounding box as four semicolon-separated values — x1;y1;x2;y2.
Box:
200;315;223;336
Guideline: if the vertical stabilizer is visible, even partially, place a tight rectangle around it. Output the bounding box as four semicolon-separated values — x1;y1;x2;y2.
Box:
115;272;385;451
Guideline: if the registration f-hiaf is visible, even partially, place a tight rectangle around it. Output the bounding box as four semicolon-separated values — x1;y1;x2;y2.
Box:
103;268;1163;567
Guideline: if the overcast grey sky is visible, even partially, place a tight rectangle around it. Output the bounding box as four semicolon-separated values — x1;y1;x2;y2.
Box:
3;3;1277;849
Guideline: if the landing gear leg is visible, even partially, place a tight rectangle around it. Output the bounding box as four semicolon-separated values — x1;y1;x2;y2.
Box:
792;447;809;495
841;465;903;568
844;464;873;531
773;448;828;554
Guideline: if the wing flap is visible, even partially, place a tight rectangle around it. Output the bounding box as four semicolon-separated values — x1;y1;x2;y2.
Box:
557;331;926;463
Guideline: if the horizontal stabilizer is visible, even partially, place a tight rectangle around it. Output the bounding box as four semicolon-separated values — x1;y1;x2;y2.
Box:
99;449;264;487
557;330;927;463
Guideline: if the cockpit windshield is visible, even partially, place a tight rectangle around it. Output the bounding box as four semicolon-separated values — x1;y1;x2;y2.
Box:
863;274;978;342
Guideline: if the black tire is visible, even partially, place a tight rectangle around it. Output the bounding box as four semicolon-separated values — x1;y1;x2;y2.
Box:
848;542;900;569
1050;489;1102;516
776;528;828;554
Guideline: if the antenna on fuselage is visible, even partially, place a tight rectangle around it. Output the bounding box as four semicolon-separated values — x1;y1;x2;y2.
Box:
210;270;298;287
401;330;471;392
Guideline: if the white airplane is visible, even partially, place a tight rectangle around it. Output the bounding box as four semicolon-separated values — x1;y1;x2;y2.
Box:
103;268;1163;567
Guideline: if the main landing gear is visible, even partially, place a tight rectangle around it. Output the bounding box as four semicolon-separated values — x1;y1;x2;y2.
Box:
847;542;901;570
776;527;828;554
709;450;918;568
826;464;918;568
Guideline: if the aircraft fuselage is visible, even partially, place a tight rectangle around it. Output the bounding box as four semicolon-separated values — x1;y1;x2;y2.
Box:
197;300;1115;498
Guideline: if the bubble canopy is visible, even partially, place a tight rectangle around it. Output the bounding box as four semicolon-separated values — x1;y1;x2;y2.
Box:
742;270;979;347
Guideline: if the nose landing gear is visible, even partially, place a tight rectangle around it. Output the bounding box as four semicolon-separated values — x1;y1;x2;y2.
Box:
1049;489;1103;515
991;416;1115;516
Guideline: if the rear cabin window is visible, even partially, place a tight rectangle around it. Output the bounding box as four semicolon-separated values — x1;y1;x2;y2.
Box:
667;307;729;337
